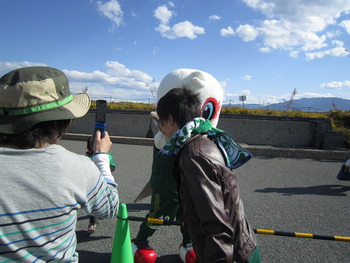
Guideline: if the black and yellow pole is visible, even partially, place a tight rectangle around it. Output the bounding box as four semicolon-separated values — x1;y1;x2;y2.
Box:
128;216;350;243
128;215;183;226
254;229;350;242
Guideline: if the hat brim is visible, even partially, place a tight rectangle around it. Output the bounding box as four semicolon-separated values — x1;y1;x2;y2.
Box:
0;93;91;134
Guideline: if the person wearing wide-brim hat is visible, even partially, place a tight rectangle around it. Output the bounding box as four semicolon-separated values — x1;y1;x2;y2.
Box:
0;66;119;262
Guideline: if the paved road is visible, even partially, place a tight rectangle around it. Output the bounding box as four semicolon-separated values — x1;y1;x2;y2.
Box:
59;140;350;263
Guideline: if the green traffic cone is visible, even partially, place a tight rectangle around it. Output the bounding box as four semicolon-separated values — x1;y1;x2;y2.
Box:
110;203;134;263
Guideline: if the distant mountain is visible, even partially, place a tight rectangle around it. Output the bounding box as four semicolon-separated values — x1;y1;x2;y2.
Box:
224;97;350;112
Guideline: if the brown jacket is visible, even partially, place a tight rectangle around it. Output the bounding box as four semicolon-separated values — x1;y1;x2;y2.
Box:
173;134;257;263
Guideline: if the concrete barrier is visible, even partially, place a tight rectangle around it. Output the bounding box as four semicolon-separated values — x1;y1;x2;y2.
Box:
68;111;153;138
67;110;344;150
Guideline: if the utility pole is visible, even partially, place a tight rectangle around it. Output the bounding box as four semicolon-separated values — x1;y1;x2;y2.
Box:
239;95;247;109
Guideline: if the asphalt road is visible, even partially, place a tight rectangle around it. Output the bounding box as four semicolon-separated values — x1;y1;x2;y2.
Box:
59;139;350;263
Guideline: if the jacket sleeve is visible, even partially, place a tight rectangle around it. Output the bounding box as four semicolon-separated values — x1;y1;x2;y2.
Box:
179;151;235;262
83;155;119;218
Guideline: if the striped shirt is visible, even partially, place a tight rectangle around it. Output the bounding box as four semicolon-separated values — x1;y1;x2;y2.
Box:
0;144;119;262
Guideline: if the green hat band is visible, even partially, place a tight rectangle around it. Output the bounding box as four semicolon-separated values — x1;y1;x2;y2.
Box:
0;94;74;116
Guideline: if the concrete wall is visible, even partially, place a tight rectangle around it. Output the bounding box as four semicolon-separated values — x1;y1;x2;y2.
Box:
67;110;341;149
68;111;153;138
218;117;315;148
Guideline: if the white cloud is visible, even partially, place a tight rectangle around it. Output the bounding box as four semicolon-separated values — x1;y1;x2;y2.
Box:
305;40;347;60
258;19;296;49
155;24;172;38
299;32;327;52
259;47;271;53
130;10;137;18
105;61;153;82
289;50;299;59
298;92;335;99
240;90;251;95
340;20;350;33
243;0;275;16
242;75;252;81
152;47;159;55
240;0;350;58
156;20;205;40
62;61;155;100
219;80;227;89
326;30;341;39
154;5;173;24
172;21;205;39
154;4;205;39
209;15;221;21
98;0;123;27
236;24;259;42
220;26;235;36
320;80;350;89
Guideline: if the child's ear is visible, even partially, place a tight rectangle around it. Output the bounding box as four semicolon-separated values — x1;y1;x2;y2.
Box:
168;114;174;123
168;115;181;130
168;115;174;124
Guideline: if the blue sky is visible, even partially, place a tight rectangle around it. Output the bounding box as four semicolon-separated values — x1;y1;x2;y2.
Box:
1;0;350;105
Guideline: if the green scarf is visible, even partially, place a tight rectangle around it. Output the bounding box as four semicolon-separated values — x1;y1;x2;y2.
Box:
160;117;252;169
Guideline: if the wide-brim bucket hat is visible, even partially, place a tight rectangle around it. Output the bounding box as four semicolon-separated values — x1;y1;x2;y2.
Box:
0;66;91;134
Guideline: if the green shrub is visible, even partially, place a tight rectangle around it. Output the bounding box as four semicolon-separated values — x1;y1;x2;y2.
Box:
328;110;350;146
328;110;350;128
91;101;155;111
